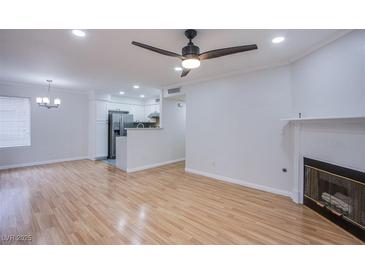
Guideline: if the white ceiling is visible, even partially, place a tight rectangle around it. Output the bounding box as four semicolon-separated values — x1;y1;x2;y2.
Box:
0;29;349;98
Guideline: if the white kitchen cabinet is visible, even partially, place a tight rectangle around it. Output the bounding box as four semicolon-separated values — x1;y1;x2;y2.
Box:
106;102;145;122
96;101;108;121
107;102;118;112
144;104;160;121
108;102;130;113
133;105;145;122
95;121;108;158
144;105;152;121
153;103;160;113
121;104;133;113
149;105;155;114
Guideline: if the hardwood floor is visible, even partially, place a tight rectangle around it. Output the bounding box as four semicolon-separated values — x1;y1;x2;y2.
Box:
0;160;361;244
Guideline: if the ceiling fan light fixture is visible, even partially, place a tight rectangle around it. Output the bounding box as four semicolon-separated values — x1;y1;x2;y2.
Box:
272;36;285;44
182;58;200;69
72;30;86;37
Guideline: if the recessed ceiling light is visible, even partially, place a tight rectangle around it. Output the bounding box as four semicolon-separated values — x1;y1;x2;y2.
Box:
174;67;183;71
133;85;140;89
140;94;145;98
72;30;86;37
119;91;125;95
272;36;285;44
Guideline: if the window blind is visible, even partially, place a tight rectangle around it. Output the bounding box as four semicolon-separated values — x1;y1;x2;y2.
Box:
0;96;31;148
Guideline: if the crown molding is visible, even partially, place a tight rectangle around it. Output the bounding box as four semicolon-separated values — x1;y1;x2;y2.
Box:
0;80;91;95
164;61;291;90
289;29;353;63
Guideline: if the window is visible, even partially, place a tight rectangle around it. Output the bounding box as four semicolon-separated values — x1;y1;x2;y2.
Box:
0;96;31;148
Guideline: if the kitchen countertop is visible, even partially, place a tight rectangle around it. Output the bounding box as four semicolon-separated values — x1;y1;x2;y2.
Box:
125;127;163;130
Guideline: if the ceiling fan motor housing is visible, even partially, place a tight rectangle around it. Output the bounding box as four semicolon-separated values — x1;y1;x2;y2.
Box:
182;44;200;58
182;29;199;58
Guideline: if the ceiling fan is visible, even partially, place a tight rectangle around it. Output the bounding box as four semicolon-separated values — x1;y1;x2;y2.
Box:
131;29;258;77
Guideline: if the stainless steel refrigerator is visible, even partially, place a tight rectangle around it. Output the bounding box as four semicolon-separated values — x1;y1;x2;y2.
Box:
108;111;133;159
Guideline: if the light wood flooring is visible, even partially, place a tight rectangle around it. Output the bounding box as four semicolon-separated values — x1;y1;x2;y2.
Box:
0;160;361;244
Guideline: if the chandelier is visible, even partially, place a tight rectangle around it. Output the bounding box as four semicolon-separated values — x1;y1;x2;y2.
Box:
36;80;61;109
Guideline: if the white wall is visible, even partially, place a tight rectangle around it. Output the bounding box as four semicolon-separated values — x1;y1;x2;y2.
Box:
116;98;185;172
291;30;365;117
184;66;293;196
0;82;89;168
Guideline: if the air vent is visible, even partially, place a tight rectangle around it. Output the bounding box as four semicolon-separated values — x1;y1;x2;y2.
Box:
167;87;181;94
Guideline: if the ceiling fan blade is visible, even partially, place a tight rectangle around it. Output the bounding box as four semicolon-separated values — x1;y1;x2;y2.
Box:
132;41;182;58
199;44;258;60
181;69;191;77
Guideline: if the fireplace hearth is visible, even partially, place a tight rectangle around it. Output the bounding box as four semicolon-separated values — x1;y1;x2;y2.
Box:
303;157;365;241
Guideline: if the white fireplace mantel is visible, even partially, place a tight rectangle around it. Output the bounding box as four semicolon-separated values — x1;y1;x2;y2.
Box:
292;123;303;203
287;116;365;204
281;115;365;122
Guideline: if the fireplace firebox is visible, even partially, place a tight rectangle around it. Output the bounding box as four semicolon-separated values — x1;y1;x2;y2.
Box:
303;157;365;241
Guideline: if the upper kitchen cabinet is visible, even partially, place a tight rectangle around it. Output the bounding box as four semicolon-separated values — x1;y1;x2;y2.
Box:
144;102;160;121
95;101;108;121
94;98;157;123
107;102;145;122
108;102;132;113
131;104;145;122
152;103;160;113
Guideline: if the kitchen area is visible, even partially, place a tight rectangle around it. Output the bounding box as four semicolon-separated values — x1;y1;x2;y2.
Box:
88;90;186;173
88;94;161;163
107;107;160;159
115;96;186;173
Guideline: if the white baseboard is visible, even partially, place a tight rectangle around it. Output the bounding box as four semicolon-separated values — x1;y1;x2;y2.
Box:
291;190;303;204
0;156;89;170
185;167;292;198
127;158;185;173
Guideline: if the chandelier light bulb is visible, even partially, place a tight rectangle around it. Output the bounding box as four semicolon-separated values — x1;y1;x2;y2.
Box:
42;97;50;104
54;98;61;105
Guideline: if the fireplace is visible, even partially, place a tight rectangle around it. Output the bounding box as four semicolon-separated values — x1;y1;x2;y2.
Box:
303;157;365;241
